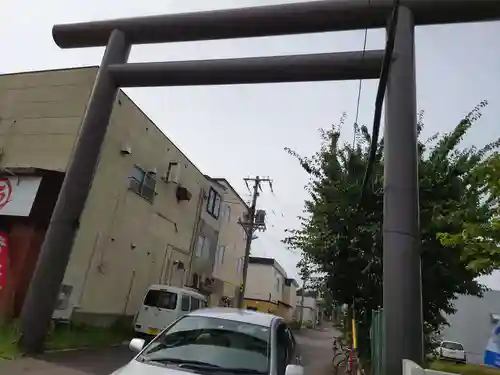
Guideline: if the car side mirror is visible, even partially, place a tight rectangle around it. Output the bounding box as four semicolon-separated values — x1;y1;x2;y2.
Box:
285;364;305;375
129;338;146;353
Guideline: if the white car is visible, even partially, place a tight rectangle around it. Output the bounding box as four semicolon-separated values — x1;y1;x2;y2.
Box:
437;340;466;364
112;308;304;375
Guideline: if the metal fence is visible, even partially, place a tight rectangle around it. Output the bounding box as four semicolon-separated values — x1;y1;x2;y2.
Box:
370;308;385;375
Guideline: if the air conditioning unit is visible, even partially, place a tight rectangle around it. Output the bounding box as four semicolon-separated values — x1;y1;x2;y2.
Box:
162;161;181;184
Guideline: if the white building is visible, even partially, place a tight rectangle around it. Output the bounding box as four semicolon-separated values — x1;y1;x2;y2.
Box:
441;289;500;364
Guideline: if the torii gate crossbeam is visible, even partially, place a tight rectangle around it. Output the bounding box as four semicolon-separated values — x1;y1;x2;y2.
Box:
52;0;500;47
20;2;500;375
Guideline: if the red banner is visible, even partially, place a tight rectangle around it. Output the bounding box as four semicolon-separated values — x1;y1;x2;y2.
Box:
0;232;8;291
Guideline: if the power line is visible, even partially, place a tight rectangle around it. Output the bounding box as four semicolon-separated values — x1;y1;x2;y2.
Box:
358;0;400;205
353;0;371;148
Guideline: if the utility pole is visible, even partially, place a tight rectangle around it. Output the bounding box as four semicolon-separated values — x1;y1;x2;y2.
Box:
383;6;424;374
236;176;272;308
298;277;306;326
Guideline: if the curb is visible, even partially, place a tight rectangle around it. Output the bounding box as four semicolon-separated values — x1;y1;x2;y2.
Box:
0;341;129;360
44;341;129;354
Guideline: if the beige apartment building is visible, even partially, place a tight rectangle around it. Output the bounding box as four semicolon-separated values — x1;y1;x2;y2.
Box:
209;178;248;306
244;257;299;321
0;67;247;325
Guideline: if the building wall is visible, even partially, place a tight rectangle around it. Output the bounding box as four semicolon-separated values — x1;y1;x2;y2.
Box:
441;290;500;364
245;264;275;302
294;296;318;326
244;259;297;320
244;299;278;314
270;267;286;304
245;259;297;306
0;68;96;171
288;284;298;311
0;67;227;325
56;88;225;323
282;281;298;321
212;179;247;302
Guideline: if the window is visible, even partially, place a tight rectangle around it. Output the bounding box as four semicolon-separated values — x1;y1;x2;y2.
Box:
276;278;280;292
144;290;177;310
195;235;211;259
207;188;222;219
181;295;190;311
216;245;226;265
129;166;156;202
190;297;201;311
225;205;231;223
442;342;464;351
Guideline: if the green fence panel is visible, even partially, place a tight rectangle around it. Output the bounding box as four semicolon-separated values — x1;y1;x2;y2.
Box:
370;308;385;375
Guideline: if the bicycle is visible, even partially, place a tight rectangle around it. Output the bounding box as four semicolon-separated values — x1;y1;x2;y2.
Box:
332;336;349;358
335;349;364;375
333;347;351;375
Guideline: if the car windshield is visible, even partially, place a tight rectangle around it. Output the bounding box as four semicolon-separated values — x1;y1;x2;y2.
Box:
442;342;464;351
138;315;270;374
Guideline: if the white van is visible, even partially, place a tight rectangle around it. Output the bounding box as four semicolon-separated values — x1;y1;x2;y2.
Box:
133;284;207;337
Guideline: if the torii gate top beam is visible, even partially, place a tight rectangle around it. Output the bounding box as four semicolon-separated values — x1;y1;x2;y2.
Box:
53;0;500;49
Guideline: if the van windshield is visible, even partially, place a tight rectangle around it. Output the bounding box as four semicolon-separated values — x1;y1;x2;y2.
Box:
144;290;177;310
442;342;464;351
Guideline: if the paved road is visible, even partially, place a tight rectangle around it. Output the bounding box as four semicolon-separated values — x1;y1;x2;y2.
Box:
0;324;341;375
295;324;342;375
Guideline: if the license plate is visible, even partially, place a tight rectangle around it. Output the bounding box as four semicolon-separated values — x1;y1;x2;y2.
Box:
148;328;159;336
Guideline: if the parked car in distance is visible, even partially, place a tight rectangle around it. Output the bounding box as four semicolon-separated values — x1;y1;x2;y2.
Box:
133;285;207;337
437;340;466;364
112;308;304;375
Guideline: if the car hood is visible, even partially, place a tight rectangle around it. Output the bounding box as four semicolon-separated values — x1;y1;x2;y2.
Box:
111;360;196;375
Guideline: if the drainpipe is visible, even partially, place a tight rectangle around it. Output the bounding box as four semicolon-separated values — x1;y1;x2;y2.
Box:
186;188;205;285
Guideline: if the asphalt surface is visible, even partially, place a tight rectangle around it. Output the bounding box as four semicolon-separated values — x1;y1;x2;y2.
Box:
296;324;342;375
0;324;341;375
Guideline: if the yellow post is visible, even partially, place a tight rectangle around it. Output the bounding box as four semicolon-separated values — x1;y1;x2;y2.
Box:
352;318;357;349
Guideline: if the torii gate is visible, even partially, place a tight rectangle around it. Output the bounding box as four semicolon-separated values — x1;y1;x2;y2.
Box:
19;1;500;374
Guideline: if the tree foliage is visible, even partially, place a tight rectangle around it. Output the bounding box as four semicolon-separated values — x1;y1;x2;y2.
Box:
284;103;499;359
438;148;500;271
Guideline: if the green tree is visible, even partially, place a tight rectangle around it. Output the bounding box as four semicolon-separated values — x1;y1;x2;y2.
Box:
284;103;499;360
438;150;500;272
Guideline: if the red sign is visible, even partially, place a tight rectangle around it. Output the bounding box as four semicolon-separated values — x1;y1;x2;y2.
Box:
0;178;12;211
0;232;8;291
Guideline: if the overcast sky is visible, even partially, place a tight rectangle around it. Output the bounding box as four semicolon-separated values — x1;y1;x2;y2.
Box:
2;0;499;288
